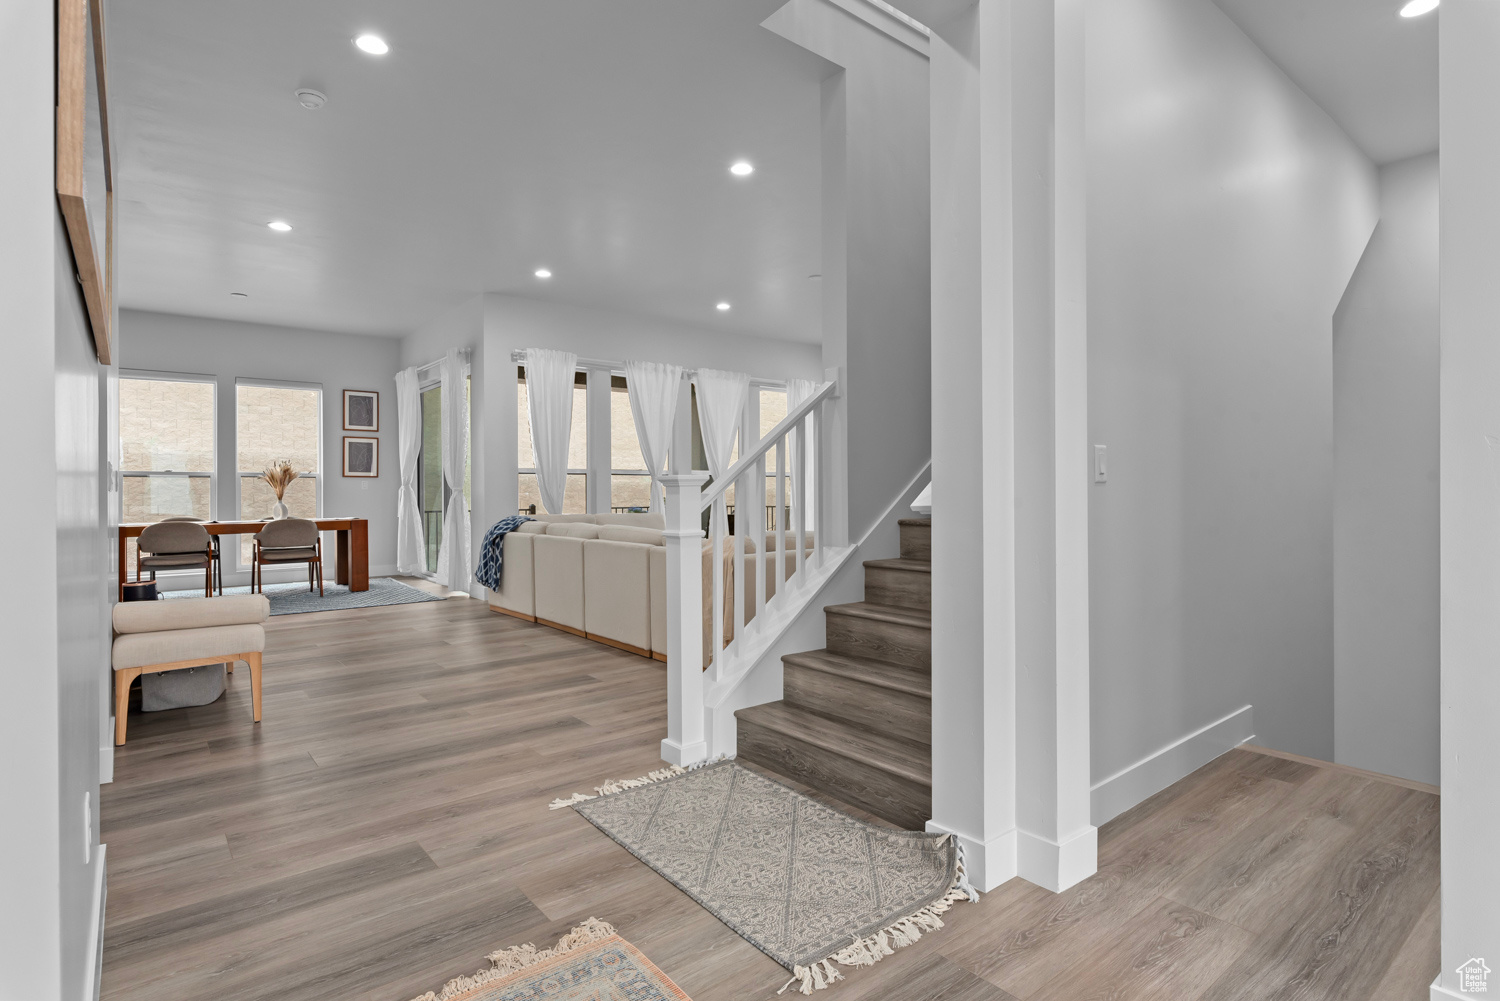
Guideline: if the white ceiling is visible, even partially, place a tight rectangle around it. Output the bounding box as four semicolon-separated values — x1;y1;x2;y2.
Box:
110;0;830;340
1213;0;1438;166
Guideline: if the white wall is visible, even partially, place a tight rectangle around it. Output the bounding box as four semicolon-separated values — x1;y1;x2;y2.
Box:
1086;0;1378;815
763;0;932;545
470;292;822;537
119;310;403;581
1332;152;1439;788
1435;3;1500;994
0;3;110;996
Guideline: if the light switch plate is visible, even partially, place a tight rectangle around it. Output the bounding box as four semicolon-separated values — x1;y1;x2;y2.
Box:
1093;444;1108;483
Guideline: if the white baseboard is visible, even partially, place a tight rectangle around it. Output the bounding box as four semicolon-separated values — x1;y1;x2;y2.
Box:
84;844;106;1001
99;744;113;785
1017;824;1098;892
1091;705;1254;826
925;820;1016;892
660;737;709;765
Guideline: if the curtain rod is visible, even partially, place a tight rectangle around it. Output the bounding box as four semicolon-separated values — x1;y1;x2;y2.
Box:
414;347;472;375
507;349;788;388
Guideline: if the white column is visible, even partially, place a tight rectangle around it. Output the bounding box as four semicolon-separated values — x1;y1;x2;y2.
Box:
1434;3;1500;996
660;472;710;765
915;0;1094;893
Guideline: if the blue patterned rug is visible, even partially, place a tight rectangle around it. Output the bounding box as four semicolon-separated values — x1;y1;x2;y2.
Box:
409;920;690;1001
163;577;445;616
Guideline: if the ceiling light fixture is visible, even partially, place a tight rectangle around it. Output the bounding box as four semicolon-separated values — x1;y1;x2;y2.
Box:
716;302;732;311
267;220;292;232
231;292;248;298
534;268;553;279
1399;0;1438;16
354;33;389;54
295;88;327;110
729;161;755;177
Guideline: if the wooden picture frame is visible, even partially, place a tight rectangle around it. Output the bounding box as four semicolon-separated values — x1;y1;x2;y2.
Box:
57;0;114;364
343;389;380;431
342;436;379;478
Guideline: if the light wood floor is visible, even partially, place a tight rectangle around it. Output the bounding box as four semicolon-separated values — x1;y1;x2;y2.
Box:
100;596;1440;1001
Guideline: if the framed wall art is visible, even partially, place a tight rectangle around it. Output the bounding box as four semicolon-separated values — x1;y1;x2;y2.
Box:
57;0;115;364
343;436;379;478
343;389;379;432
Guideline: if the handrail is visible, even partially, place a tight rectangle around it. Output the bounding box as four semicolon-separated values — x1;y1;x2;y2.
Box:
700;380;836;512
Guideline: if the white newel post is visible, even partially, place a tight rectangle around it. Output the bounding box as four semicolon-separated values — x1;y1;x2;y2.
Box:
660;472;710;765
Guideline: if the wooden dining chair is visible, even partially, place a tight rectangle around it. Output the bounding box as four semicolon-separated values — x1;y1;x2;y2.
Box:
161;517;222;595
252;518;324;596
136;521;215;598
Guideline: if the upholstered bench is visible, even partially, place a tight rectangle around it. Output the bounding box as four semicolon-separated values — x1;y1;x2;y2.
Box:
111;594;270;745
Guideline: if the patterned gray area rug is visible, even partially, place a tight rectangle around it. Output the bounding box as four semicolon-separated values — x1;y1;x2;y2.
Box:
551;760;974;994
163;577;444;615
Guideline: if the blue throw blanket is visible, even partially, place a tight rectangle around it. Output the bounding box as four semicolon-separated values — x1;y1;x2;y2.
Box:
475;515;533;592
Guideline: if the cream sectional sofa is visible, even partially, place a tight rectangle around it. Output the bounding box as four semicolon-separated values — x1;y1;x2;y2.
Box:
486;512;810;662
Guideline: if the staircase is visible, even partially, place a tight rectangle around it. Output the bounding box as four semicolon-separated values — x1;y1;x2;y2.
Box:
735;518;931;829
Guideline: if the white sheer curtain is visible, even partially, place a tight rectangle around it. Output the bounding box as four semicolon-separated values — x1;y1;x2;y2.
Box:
523;347;578;514
435;349;472;593
787;377;817;531
694;368;751;536
394;367;425;574
624;360;684;514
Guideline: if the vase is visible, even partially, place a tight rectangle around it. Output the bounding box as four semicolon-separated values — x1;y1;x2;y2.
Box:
272;499;289;520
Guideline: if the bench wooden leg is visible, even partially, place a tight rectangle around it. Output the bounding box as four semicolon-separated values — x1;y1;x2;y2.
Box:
246;651;263;723
114;668;142;746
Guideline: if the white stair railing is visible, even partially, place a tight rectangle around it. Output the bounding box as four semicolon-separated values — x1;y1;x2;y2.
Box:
659;377;840;765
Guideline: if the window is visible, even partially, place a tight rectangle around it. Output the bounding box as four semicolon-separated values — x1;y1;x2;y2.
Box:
759;387;790;531
236;382;321;564
610;376;653;511
517;367;587;513
120;374;215;576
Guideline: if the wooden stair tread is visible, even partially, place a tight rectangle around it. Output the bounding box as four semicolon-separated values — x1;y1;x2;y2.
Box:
735;702;931;786
863;557;931;573
824;601;931;629
897;518;932;526
782;649;930;698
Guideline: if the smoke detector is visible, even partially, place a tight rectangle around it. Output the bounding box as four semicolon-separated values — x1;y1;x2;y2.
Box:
296;89;327;110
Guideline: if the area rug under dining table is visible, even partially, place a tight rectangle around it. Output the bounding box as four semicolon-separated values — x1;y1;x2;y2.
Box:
162;576;444;615
550;760;975;994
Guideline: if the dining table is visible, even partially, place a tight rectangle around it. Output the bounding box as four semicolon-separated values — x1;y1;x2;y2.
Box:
118;518;369;601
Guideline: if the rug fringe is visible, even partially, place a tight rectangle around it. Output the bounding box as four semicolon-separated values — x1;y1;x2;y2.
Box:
776;840;979;995
408;918;617;1001
548;756;726;810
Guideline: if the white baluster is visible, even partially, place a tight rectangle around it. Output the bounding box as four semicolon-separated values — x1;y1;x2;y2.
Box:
660;472;709;766
794;415;807;581
774;437;786;604
734;466;747;647
711;493;726;677
812;403;823;570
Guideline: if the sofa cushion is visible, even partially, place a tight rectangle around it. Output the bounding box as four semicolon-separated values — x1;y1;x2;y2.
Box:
533;535;586;630
597;525;664;547
546;522;601;539
112;623;266;671
583;540;653;651
516;521;548;534
113;594;269;635
532;514;598;524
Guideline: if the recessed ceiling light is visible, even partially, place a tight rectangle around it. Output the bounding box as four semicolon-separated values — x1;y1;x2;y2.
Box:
716;302;731;311
729;161;754;177
267;220;292;232
354;34;389;55
534;268;553;279
1399;0;1437;16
